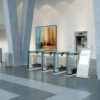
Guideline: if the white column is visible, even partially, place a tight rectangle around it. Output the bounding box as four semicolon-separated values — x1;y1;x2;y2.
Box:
3;0;21;66
93;0;100;80
20;0;35;65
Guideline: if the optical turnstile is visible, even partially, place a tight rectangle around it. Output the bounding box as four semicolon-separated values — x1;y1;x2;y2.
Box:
28;50;80;75
53;52;69;73
42;51;56;71
28;50;43;70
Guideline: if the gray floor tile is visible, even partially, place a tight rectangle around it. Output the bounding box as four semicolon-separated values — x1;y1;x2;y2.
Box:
0;66;100;100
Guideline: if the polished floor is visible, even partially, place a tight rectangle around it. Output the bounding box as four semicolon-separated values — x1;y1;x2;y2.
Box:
0;66;100;100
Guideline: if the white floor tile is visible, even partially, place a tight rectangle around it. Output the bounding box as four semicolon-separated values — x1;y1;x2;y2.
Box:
0;89;19;100
0;73;91;100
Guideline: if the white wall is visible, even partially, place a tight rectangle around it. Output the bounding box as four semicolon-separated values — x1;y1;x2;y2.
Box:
30;0;96;59
0;29;8;62
0;0;8;54
0;29;8;51
0;0;96;59
0;0;8;62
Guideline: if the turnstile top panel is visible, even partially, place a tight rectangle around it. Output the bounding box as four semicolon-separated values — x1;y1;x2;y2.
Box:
28;50;44;53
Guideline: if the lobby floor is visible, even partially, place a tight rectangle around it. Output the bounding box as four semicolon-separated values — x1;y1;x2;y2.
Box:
0;66;100;100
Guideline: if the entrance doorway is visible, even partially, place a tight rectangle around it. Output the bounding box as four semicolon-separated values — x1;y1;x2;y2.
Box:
75;31;87;52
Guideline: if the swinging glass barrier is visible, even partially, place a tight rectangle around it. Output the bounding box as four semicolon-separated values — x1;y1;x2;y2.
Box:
67;52;80;75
